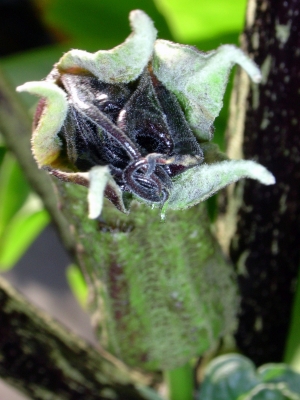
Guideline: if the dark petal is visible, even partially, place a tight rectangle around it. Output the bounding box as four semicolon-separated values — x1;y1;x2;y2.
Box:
59;106;107;171
123;159;171;203
104;181;131;214
61;73;133;123
152;73;204;160
63;75;140;159
117;70;174;156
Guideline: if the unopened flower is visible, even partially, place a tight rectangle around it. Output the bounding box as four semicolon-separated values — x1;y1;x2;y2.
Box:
17;10;274;219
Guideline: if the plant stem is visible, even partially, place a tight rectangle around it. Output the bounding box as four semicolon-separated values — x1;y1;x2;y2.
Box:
284;264;300;372
165;363;194;400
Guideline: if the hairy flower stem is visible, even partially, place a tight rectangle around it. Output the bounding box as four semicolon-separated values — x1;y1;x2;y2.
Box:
55;179;238;371
165;363;194;400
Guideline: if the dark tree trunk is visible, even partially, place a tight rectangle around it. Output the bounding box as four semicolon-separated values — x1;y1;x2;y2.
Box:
229;0;300;365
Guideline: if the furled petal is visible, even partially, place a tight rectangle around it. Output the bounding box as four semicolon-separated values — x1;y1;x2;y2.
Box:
57;10;157;83
88;166;110;219
164;160;275;211
153;41;262;141
50;167;130;217
17;81;68;167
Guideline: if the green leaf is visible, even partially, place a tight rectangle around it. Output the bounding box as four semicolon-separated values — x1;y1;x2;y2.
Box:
198;354;259;400
154;0;247;43
198;355;300;400
242;387;285;400
1;45;69;108
42;0;173;51
66;264;88;308
0;145;6;166
0;153;31;237
0;207;49;271
153;42;261;141
57;10;157;83
258;364;300;396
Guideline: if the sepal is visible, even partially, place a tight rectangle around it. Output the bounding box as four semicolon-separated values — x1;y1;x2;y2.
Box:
17;81;68;167
164;160;275;212
153;41;261;140
57;10;157;83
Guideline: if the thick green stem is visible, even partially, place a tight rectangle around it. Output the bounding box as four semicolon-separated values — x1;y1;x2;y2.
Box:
284;265;300;372
57;179;238;371
165;363;194;400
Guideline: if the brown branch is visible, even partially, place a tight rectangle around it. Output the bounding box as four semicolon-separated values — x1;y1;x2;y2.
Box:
0;276;155;400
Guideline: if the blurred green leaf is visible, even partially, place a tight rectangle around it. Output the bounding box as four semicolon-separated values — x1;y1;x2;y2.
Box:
41;0;173;51
198;354;259;400
243;388;286;400
0;145;6;166
0;206;49;271
0;151;49;272
0;45;68;107
198;354;300;400
0;153;31;237
154;0;247;43
1;0;173;107
66;264;88;308
259;364;300;395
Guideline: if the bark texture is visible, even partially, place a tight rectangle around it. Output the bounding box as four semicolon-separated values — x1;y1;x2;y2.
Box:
229;0;300;365
0;277;154;400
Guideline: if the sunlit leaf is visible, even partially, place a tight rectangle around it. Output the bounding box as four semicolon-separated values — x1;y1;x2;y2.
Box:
0;145;6;166
0;45;69;107
0;208;49;271
154;0;247;42
66;264;88;308
42;0;173;51
0;153;31;237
